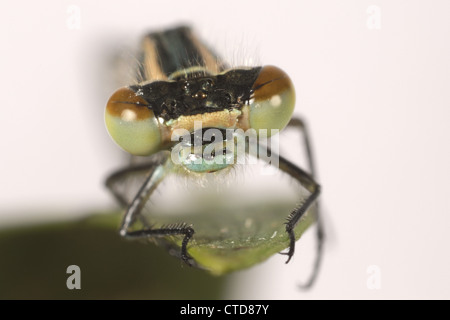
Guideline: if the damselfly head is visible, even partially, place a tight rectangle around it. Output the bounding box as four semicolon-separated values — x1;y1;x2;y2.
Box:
105;65;295;166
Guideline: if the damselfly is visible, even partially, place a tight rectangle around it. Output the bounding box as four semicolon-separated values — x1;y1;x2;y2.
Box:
104;26;323;287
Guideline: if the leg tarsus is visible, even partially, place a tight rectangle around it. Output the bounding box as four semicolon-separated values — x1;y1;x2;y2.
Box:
279;224;296;264
120;224;196;267
180;226;195;266
288;117;324;288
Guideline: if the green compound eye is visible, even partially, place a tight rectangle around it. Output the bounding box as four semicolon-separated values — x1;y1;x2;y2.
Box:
105;87;162;156
249;65;295;136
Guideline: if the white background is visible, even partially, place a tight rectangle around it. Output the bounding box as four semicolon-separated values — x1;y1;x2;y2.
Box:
1;0;449;299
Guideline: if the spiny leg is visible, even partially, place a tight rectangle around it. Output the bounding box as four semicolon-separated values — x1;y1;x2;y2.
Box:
106;156;163;229
277;156;321;265
288;117;317;177
285;117;324;288
124;223;195;265
105;152;195;265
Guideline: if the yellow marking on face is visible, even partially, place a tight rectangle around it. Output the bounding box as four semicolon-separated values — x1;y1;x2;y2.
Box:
162;109;242;137
236;105;251;131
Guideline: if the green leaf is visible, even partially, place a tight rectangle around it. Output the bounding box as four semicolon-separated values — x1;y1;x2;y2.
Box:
151;196;317;275
0;211;227;299
0;195;316;299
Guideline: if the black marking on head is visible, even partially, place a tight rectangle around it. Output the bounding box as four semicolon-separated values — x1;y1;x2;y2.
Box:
130;67;262;121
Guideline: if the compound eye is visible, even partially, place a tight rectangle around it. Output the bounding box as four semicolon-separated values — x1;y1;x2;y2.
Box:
105;87;161;156
249;65;295;136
